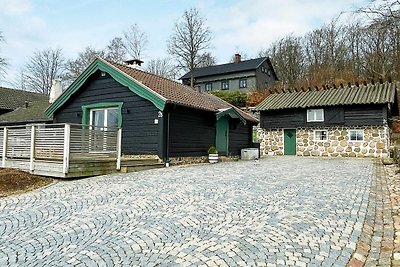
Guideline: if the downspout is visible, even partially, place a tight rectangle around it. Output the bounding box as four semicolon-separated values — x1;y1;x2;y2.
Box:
165;111;170;167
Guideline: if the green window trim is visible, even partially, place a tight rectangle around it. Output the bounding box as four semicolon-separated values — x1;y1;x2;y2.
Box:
81;102;123;128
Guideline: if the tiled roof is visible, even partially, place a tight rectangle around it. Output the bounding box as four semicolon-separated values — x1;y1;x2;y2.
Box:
254;82;397;111
0;99;51;125
180;57;268;80
106;60;258;123
0;87;48;110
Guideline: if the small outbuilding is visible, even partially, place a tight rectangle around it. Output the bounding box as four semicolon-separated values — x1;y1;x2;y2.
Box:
46;58;258;162
254;82;398;158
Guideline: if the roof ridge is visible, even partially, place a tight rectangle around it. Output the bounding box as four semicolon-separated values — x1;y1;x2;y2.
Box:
0;86;48;96
105;59;197;91
271;81;396;94
193;56;267;71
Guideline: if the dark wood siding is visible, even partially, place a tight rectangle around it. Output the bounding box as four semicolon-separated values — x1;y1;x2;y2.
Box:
54;72;159;155
168;105;215;157
260;109;304;128
228;120;252;156
260;104;387;128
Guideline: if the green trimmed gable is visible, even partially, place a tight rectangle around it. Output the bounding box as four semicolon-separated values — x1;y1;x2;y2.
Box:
45;58;167;118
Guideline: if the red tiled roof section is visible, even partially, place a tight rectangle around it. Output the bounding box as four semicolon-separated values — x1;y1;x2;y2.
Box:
107;60;257;122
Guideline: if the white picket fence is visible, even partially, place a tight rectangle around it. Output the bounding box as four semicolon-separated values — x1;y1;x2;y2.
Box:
0;123;122;175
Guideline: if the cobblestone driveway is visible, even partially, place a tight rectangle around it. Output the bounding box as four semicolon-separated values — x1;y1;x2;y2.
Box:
0;157;373;267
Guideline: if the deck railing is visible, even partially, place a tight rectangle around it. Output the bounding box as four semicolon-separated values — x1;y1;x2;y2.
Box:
0;123;122;174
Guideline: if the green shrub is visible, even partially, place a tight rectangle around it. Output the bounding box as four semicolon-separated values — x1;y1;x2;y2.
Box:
209;91;248;107
207;146;218;154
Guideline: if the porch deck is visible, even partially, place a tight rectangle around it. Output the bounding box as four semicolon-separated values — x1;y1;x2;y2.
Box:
0;123;123;178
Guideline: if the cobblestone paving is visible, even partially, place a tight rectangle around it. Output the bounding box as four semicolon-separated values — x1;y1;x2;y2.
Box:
0;157;373;266
347;159;394;267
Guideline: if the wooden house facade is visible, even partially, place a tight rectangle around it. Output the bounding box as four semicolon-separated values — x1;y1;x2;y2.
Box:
46;58;258;163
180;55;278;92
254;83;398;158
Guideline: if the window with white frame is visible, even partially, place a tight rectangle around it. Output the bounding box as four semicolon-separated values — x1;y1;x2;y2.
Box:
205;83;212;91
314;130;327;141
349;129;364;141
90;107;118;131
239;78;247;88
221;81;229;90
307;109;324;122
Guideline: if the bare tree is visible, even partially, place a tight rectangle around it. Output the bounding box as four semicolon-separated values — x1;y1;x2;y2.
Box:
357;0;400;21
65;46;105;85
106;37;127;63
22;48;65;95
145;58;176;79
123;24;148;60
262;35;305;88
167;8;212;87
0;31;8;79
197;52;216;67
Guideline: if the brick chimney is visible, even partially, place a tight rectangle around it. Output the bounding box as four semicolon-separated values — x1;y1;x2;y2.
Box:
234;53;241;63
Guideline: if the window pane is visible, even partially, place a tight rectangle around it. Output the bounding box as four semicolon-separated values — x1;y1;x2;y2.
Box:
93;110;105;129
239;79;247;88
350;130;363;141
315;130;327;141
315;109;323;121
356;131;363;140
221;81;229;90
107;109;118;128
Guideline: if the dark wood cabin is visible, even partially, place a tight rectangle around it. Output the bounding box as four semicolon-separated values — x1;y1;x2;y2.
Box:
254;83;398;157
46;58;258;162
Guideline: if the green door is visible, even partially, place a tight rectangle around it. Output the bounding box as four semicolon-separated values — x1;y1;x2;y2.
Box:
216;116;229;155
284;129;296;155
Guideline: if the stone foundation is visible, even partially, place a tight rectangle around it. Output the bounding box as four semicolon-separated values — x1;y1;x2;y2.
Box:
257;128;284;156
258;126;390;158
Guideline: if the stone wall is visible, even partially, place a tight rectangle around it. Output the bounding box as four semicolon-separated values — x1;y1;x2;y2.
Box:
257;128;284;156
258;125;390;158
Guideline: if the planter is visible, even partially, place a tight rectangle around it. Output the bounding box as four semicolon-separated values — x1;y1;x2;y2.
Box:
208;153;218;163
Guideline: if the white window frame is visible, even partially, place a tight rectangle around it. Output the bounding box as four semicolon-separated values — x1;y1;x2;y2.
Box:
314;130;328;141
349;129;364;141
221;81;229;90
89;107;119;131
307;109;324;122
205;83;212;91
239;78;247;88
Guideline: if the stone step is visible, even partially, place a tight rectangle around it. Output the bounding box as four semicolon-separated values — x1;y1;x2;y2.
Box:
121;159;160;166
120;162;164;173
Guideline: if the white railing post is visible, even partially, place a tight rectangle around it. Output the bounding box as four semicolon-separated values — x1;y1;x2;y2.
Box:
2;127;7;167
30;125;35;171
63;124;71;174
116;128;122;170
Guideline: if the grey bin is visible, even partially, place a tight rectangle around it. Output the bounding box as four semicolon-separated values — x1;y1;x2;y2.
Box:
241;148;259;160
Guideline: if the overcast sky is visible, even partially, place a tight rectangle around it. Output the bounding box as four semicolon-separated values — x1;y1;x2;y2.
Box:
0;0;367;87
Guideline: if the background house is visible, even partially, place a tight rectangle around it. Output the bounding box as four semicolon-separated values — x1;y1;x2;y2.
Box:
254;82;398;158
46;58;258;162
0;99;51;126
180;54;278;92
0;87;48;116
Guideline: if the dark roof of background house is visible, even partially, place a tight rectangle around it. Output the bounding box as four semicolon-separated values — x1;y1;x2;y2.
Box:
254;82;397;111
180;57;269;80
107;60;258;123
0;87;48;110
0;99;51;125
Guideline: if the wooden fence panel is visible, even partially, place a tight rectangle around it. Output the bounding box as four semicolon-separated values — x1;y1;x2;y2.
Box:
7;127;31;159
35;127;65;159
